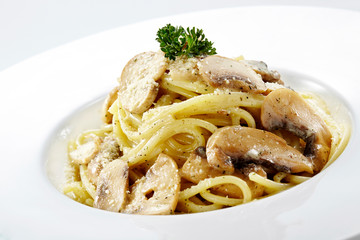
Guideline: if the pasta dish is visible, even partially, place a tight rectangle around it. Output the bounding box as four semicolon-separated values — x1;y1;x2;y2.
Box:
63;26;349;215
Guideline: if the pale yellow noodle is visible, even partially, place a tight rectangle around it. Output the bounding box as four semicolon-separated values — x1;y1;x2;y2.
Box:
63;181;93;206
79;164;96;199
179;176;252;203
116;101;139;140
110;101;132;151
142;92;264;124
178;199;223;213
194;115;231;127
273;172;288;183
75;125;112;145
249;172;291;194
166;136;198;153
162;74;215;94
123;118;217;166
200;190;243;206
285;175;311;184
229;107;256;127
160;80;199;99
155;94;176;107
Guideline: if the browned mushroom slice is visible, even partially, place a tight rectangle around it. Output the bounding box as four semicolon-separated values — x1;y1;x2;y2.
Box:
206;126;314;175
261;88;332;172
87;136;121;185
198;55;266;93
69;136;102;165
181;147;265;198
119;51;168;114
94;159;129;212
102;86;120;124
242;60;283;84
124;153;180;215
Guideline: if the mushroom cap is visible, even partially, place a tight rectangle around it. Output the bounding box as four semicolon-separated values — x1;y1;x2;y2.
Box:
87;136;121;185
94;159;129;212
119;51;168;114
242;60;283;84
198;55;266;93
124;153;180;215
206;126;314;174
261;88;332;172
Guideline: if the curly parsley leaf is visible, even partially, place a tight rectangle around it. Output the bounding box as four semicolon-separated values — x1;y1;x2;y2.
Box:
156;24;216;60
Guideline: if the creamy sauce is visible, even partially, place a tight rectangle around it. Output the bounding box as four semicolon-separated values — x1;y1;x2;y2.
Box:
45;98;103;191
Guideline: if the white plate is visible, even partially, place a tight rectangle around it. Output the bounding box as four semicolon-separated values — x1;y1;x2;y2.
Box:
1;6;360;240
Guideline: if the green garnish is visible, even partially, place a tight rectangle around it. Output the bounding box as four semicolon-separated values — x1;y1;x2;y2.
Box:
156;24;217;60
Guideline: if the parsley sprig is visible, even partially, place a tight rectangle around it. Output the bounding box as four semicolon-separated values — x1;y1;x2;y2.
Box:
156;24;216;60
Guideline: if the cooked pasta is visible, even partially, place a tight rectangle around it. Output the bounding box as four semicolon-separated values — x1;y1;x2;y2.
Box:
63;51;350;215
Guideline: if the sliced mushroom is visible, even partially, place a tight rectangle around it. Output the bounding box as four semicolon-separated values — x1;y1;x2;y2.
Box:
206;126;314;175
102;86;120;124
69;136;102;165
168;56;201;82
181;147;265;198
198;55;266;93
123;153;180;215
87;136;121;185
181;147;221;183
94;159;129;212
242;60;283;84
119;51;168;114
261;88;332;172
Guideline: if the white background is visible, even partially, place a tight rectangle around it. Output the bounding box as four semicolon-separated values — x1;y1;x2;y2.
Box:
1;0;360;72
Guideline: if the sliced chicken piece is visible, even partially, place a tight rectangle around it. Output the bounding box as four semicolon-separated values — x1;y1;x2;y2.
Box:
124;153;180;215
206;126;314;175
94;159;129;212
119;51;168;114
198;55;266;93
69;136;102;165
87;136;121;185
181;147;265;198
261;88;332;172
243;60;283;84
102;86;120;124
